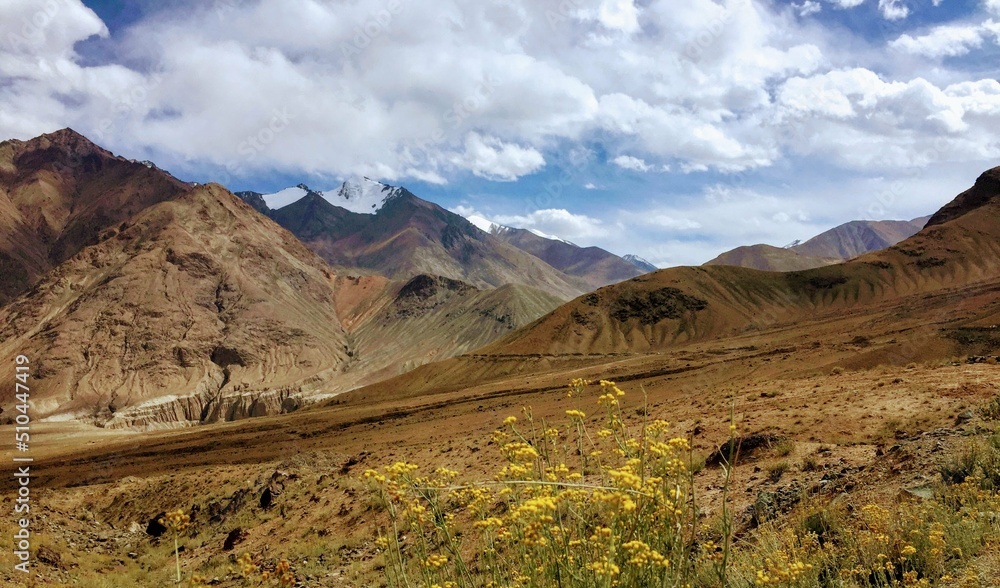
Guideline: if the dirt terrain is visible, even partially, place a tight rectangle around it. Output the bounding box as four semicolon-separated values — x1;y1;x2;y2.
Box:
1;308;997;585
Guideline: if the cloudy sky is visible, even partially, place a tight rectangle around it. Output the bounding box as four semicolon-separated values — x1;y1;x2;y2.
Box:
2;0;999;266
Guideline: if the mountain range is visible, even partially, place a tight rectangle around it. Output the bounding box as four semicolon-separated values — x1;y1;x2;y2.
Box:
0;130;561;428
237;181;651;298
5;128;998;434
340;165;1000;404
705;217;929;272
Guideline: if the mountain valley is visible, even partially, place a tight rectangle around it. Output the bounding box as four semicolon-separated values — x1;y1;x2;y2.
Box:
1;131;999;587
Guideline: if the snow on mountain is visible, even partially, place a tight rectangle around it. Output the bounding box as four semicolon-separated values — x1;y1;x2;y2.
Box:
464;213;574;245
527;228;574;245
262;185;310;210
466;214;503;233
622;254;658;272
261;177;402;214
332;177;401;214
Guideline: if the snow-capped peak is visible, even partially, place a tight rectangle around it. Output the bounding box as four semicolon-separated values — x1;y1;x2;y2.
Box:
623;254;658;272
262;185;311;209
260;177;403;214
466;214;506;234
527;228;575;245
333;176;401;215
464;213;575;244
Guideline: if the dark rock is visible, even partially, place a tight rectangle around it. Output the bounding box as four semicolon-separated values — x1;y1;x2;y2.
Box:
36;545;61;568
208;488;250;524
145;512;167;537
260;487;274;510
707;433;786;466
747;485;802;528
223;527;247;551
609;287;708;325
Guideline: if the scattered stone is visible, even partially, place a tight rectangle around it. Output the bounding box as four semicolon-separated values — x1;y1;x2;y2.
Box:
902;486;935;501
955;410;975;425
209;488;250;524
261;469;297;510
339;452;368;475
36;545;61;568
747;485;802;528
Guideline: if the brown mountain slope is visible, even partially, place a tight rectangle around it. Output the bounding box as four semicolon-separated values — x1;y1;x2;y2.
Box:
265;185;588;300
487;226;643;289
0;131;568;429
0;128;189;305
791;217;929;259
926;167;1000;226
342;165;1000;402
0;181;351;428
328;274;564;391
706;217;929;272
705;244;841;272
491;191;999;356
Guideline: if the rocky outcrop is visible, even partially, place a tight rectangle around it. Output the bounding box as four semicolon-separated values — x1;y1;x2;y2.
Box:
102;382;308;431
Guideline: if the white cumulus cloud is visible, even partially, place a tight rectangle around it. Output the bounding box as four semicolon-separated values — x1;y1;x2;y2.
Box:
451;133;545;181
612;155;653;172
879;0;910;20
890;24;986;58
492;209;607;241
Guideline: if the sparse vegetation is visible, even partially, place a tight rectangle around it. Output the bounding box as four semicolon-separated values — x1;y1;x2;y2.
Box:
768;462;790;482
365;379;732;587
364;379;1000;587
940;436;1000;490
979;394;1000;421
801;455;821;472
773;438;795;457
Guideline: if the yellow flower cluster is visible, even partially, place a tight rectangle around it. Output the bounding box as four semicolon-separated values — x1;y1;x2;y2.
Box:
754;557;813;586
365;378;1000;588
237;553;258;578
623;540;669;568
501;442;539;463
363;379;716;587
159;509;191;533
424;554;449;569
567;378;590;398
